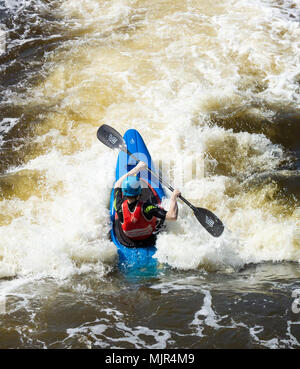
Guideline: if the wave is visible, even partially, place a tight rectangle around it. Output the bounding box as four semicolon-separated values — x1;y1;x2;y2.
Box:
0;0;299;278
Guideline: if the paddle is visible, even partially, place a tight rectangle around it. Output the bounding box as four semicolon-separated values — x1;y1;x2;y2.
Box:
97;124;224;237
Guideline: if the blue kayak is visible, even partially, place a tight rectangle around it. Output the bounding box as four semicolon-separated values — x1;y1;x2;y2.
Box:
109;129;166;276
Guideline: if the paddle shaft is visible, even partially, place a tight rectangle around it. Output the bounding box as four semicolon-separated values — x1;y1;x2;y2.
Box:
125;148;195;211
97;124;224;237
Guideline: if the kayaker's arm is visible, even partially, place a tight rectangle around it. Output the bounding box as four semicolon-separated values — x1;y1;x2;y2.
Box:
166;189;181;221
114;161;147;189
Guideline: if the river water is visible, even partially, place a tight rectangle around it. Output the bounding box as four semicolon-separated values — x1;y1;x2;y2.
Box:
0;0;299;349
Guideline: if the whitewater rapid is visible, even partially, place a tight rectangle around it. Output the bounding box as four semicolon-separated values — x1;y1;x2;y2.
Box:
0;0;299;280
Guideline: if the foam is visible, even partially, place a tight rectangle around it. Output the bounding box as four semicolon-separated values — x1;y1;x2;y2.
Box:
1;0;299;278
65;308;171;348
0;118;19;146
0;146;118;278
190;289;223;336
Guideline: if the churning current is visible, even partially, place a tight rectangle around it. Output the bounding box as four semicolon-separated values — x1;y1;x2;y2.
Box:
0;0;299;349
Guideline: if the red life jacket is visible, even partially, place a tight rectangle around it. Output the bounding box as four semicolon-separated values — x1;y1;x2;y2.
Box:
119;200;157;240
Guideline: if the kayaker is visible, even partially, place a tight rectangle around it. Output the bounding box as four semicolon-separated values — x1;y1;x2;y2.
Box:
113;161;181;247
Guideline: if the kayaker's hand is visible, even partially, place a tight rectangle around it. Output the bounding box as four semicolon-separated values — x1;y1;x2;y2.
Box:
166;189;180;221
172;189;181;199
136;161;147;172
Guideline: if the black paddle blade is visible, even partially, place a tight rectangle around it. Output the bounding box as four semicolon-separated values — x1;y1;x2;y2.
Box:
97;124;126;151
193;207;224;237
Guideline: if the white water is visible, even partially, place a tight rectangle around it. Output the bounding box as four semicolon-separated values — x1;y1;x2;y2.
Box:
0;0;299;280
